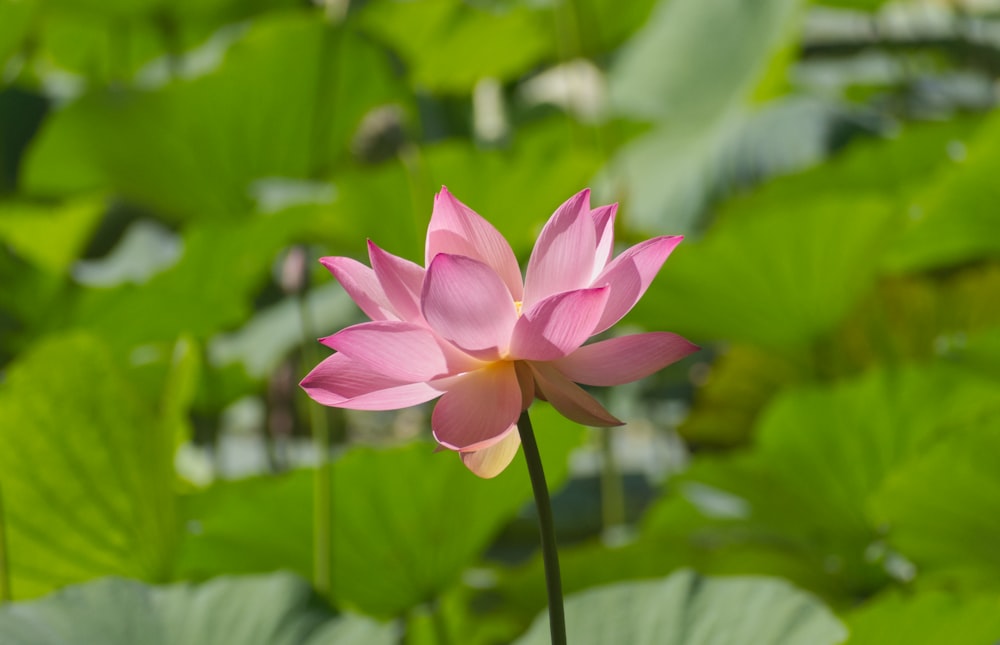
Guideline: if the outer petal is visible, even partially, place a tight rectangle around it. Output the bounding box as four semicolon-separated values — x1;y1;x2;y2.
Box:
421;254;518;360
590;235;683;334
529;362;623;427
322;320;480;382
508;286;610;361
300;353;443;410
460;425;521;479
426;187;524;300
522;190;597;309
368;240;426;323
319;256;397;321
591;204;618;279
553;332;699;386
432;363;522;451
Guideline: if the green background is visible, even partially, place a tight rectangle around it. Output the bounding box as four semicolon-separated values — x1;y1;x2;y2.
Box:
2;0;1000;642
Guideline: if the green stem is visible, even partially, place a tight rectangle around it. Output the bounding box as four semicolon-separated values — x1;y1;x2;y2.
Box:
599;427;625;532
0;483;11;603
298;281;332;599
517;410;566;645
429;602;451;645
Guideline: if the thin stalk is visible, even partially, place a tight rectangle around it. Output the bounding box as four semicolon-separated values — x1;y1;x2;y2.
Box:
0;483;11;603
298;281;332;599
517;410;566;645
429;602;451;645
599;427;625;532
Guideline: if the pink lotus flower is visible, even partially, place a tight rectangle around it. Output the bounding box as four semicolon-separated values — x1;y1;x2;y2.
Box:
301;187;698;477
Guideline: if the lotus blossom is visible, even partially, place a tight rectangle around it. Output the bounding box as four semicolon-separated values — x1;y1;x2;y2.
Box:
301;187;698;478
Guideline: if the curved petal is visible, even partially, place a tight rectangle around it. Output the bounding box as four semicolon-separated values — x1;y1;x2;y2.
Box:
591;235;683;334
591;203;618;279
460;425;521;479
319;256;397;321
368;240;426;323
421;254;518;361
300;353;443;410
522;189;597;309
322;320;480;382
529;362;623;427
426;187;524;301
432;362;522;451
554;332;699;386
509;287;610;361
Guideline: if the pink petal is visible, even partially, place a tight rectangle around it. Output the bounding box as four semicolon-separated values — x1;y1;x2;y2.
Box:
522;190;598;309
319;256;398;321
300;353;443;410
432;363;523;451
509;287;610;361
591;235;683;334
421;254;518;361
426;187;524;301
591;204;618;278
460;425;521;478
368;240;426;323
553;332;699;386
529;362;623;427
322;320;480;382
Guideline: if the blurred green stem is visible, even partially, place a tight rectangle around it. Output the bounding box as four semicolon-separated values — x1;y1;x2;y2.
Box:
429;603;451;645
0;483;10;603
552;0;582;62
517;410;566;645
599;427;625;532
297;278;332;600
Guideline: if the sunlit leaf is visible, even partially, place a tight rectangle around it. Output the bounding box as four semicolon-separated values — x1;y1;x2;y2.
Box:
358;0;551;93
872;421;1000;588
844;590;1000;645
23;14;403;220
642;362;1000;600
0;573;394;645
631;195;895;349
885;110;1000;271
515;569;846;644
0;333;176;599
0;197;103;274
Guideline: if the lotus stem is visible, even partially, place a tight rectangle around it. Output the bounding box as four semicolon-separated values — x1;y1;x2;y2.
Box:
517;410;566;645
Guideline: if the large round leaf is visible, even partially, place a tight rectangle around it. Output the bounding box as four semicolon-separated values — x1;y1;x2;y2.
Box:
885;110;1000;271
631;195;895;349
515;569;846;644
0;573;393;645
0;333;178;600
23;14;404;221
872;420;1000;588
642;362;1000;600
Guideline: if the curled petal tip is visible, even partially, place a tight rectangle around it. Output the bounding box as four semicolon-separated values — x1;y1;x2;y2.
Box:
460;427;521;478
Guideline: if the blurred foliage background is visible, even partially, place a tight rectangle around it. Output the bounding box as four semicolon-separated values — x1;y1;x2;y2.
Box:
2;0;1000;642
